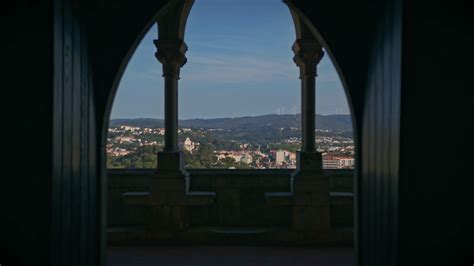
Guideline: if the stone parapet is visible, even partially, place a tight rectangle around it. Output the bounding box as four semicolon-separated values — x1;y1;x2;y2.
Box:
109;169;353;246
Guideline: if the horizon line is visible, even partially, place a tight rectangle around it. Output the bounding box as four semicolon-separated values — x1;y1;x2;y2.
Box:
110;112;351;120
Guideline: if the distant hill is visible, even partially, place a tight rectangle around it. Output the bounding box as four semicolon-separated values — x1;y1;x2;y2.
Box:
110;114;353;132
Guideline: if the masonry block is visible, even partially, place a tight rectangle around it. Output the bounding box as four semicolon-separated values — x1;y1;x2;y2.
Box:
171;205;187;230
292;205;331;232
265;193;293;206
165;191;187;205
150;205;168;229
150;177;186;191
264;206;291;226
149;177;186;204
217;190;240;225
149;191;166;205
216;176;238;188
187;194;215;206
275;176;290;189
297;151;322;172
217;189;239;206
157;151;185;170
311;191;331;205
330;196;354;227
123;204;151;225
189;206;210;225
150;205;187;231
294;192;312;205
293;176;329;193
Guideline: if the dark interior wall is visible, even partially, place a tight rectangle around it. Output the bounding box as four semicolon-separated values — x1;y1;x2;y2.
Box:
289;1;383;264
84;0;170;134
1;0;473;265
1;1;54;265
1;0;102;265
294;0;474;264
360;0;402;265
83;6;171;241
399;1;474;265
84;3;171;263
50;0;99;264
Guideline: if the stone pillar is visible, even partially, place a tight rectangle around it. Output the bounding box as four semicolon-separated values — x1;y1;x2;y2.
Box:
154;39;187;152
154;39;188;172
149;39;189;233
291;40;331;239
292;40;324;172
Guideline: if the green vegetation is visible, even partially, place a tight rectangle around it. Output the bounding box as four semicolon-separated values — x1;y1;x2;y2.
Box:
183;144;217;168
107;145;161;168
106;117;354;169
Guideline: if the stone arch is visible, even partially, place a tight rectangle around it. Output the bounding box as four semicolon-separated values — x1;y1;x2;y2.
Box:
103;0;356;255
99;0;196;260
285;0;357;135
283;0;358;249
101;0;195;159
103;0;356;169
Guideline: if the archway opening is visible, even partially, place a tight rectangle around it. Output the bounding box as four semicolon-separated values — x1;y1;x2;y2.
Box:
105;1;356;265
179;0;300;169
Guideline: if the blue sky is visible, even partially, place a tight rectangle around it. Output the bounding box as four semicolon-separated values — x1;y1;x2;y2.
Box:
111;0;350;119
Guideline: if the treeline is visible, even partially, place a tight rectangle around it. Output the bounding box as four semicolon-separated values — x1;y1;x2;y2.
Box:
110;114;353;132
107;144;252;169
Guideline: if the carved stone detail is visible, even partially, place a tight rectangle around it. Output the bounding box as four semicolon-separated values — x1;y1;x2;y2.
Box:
292;40;324;78
154;39;188;79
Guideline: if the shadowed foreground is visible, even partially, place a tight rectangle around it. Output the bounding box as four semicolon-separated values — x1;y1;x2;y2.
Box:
107;246;355;266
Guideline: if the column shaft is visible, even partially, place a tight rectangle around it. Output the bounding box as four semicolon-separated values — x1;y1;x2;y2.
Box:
301;74;316;152
292;40;324;154
154;39;187;153
164;76;179;152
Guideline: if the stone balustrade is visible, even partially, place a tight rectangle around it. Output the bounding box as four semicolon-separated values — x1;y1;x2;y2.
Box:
107;169;353;246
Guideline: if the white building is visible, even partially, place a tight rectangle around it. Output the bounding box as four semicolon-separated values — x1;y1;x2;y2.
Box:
274;150;286;165
323;155;355;169
182;137;195;152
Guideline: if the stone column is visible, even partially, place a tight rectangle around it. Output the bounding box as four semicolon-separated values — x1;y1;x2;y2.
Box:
154;39;188;172
149;39;189;233
154;39;187;152
292;40;324;171
290;40;331;237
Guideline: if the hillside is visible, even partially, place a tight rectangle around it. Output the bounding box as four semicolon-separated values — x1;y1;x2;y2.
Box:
110;114;353;132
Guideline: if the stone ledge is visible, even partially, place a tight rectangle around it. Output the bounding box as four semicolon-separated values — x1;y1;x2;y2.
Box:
108;168;352;176
187;191;216;196
330;192;354;197
264;192;293;206
122;191;216;206
107;226;353;246
122;192;151;205
187;192;215;206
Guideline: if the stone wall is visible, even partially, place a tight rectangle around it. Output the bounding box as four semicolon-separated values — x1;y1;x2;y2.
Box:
188;169;292;227
108;169;152;226
107;169;353;245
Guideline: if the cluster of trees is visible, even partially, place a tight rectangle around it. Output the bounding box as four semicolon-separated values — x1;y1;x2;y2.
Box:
183;144;216;168
107;143;252;169
260;143;300;153
184;144;252;169
107;145;160;168
179;130;242;151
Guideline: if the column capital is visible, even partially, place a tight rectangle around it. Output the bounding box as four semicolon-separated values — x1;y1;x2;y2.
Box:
292;40;324;78
154;39;188;79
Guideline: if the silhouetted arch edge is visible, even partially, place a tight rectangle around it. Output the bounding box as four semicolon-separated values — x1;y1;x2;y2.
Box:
100;1;359;259
284;0;359;254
